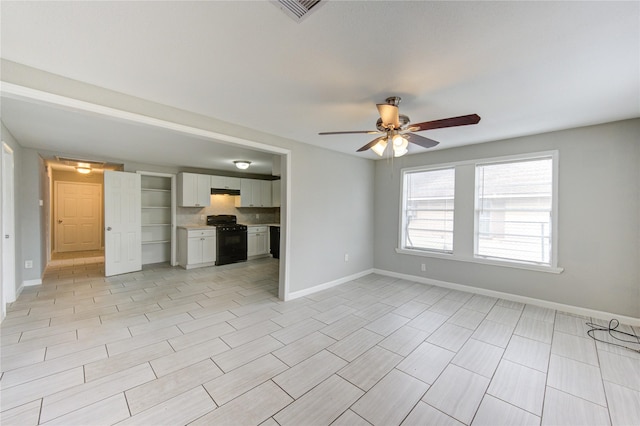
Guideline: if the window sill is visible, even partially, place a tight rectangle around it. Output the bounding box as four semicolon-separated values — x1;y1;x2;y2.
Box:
395;248;564;274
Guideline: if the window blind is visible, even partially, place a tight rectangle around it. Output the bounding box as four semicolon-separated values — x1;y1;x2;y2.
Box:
475;157;553;265
402;168;455;252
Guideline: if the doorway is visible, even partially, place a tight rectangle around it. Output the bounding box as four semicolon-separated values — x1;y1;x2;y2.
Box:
49;168;105;270
54;181;102;253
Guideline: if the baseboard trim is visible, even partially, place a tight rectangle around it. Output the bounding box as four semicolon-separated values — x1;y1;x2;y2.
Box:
373;268;640;327
23;279;43;287
286;269;374;301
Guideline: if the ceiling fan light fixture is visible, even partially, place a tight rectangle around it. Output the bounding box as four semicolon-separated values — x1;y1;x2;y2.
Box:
234;160;251;170
392;133;406;147
371;139;388;156
392;134;409;157
393;146;408;157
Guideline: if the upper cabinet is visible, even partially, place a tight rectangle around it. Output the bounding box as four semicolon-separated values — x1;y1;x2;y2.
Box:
272;180;281;207
235;179;273;208
178;173;279;209
177;173;211;207
210;175;241;190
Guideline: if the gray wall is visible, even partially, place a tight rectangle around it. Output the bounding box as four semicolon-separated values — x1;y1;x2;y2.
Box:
374;119;640;318
19;148;46;283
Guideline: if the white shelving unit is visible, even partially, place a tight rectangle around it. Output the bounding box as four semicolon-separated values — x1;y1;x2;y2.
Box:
139;172;176;265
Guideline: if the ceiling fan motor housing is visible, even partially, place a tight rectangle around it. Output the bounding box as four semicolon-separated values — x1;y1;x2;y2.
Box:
376;114;410;131
385;96;402;106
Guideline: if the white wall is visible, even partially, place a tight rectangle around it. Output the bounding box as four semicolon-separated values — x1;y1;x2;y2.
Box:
374;119;640;318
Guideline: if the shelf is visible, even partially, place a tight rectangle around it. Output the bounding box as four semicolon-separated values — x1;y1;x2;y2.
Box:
142;240;171;245
142;188;171;193
140;173;172;265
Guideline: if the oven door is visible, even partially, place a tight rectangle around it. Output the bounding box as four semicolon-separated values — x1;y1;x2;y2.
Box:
216;229;248;265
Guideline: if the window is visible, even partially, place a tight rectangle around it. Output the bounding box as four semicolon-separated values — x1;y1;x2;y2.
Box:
401;167;455;253
475;156;554;265
397;151;560;273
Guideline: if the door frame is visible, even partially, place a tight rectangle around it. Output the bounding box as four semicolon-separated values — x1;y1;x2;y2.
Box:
1;142;16;320
53;180;103;254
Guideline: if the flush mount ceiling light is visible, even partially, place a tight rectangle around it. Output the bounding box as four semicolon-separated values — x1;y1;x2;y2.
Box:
76;163;92;174
234;161;251;170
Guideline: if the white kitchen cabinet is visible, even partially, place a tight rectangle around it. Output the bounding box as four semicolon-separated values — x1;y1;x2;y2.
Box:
210;175;241;190
177;227;216;269
247;225;269;258
177;173;211;207
259;180;272;207
272;180;281;207
235;179;272;208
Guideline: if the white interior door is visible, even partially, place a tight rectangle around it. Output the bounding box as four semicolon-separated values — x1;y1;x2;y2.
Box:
55;182;102;253
1;142;16;319
104;171;141;276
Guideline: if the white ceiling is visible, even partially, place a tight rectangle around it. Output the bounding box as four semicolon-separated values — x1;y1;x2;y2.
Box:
1;1;638;170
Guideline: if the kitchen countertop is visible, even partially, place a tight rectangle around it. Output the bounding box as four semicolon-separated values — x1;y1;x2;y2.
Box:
177;225;212;230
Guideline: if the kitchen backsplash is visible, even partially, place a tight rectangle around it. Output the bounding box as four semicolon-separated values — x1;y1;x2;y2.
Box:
177;194;280;226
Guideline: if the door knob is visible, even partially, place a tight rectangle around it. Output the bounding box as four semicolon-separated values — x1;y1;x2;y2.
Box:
106;227;112;231
58;219;63;224
4;235;9;239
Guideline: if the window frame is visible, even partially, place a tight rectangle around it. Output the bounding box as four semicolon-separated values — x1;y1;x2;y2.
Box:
399;166;457;254
473;153;559;268
396;151;562;274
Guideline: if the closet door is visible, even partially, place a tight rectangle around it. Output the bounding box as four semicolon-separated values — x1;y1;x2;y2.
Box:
104;171;141;276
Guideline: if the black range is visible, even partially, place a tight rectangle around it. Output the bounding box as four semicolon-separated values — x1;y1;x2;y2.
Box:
207;215;247;266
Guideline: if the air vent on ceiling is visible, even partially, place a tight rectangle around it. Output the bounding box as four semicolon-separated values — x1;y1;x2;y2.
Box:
272;0;324;23
55;156;106;167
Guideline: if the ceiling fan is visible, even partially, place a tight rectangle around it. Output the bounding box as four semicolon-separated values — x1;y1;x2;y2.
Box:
319;96;481;157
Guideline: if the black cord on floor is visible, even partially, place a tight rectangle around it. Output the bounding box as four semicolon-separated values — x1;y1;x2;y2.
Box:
586;319;640;353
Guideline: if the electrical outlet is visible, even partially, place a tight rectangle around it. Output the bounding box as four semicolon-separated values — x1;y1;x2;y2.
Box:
25;260;33;269
256;214;260;219
200;215;205;221
421;263;426;272
344;254;349;262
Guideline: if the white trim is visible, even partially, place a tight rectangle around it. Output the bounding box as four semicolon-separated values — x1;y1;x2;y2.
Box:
23;279;42;287
373;268;639;327
286;269;374;301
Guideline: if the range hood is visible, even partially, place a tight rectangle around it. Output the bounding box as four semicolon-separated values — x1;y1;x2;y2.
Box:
211;188;241;196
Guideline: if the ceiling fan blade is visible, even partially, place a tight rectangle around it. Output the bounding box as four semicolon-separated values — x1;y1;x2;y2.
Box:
409;114;481;132
357;136;387;152
319;130;380;135
404;133;440;149
376;104;400;129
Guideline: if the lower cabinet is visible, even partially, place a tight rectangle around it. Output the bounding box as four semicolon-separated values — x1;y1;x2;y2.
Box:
177;227;216;269
247;226;269;258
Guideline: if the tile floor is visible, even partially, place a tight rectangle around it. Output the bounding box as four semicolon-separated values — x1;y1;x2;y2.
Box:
1;252;639;425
